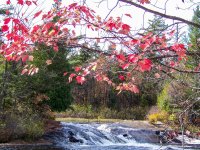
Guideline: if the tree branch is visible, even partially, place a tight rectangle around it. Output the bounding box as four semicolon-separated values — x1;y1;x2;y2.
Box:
118;0;200;28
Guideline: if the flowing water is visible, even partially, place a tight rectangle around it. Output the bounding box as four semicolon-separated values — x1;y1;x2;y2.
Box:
1;122;200;150
46;122;200;150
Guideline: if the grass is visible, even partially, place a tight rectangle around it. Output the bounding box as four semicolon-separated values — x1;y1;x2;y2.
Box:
55;117;122;123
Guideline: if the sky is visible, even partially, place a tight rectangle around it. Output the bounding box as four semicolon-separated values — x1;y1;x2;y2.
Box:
0;0;198;42
0;0;196;27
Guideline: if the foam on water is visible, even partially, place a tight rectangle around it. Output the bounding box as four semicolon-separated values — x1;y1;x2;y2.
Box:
57;122;199;150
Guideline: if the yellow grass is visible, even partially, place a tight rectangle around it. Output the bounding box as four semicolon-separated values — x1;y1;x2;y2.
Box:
55;117;122;123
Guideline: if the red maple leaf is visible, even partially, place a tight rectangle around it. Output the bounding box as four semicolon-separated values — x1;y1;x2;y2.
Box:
121;63;129;70
69;73;76;83
138;59;152;72
138;0;150;4
131;39;139;45
1;25;9;32
25;1;32;6
75;66;81;72
128;54;138;63
140;42;149;50
121;24;130;34
4;18;11;24
118;75;125;81
116;54;126;62
131;85;139;93
63;72;68;76
6;0;11;4
107;22;116;30
76;76;85;84
34;10;42;18
18;0;24;5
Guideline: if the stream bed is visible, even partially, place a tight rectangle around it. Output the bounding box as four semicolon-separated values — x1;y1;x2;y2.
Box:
45;122;200;150
0;122;200;150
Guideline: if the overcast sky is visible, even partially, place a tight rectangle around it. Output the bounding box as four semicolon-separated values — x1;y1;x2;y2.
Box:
0;0;198;38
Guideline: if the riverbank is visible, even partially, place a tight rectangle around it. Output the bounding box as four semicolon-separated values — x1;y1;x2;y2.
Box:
0;120;60;148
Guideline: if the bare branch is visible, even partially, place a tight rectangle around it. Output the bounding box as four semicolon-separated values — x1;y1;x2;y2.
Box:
118;0;200;28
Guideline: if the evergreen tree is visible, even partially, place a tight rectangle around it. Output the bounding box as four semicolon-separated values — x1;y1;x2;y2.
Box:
189;6;200;52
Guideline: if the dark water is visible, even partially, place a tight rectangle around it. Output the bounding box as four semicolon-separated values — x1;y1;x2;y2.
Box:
1;122;200;150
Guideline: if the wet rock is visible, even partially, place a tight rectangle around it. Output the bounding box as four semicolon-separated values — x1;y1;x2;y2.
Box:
68;131;83;143
123;134;128;137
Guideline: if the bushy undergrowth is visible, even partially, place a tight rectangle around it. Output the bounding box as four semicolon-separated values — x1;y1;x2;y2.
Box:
148;111;169;124
59;104;148;120
0;103;44;143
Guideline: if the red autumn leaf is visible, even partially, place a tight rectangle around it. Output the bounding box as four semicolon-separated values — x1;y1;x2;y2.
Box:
121;63;129;70
13;19;20;24
118;75;125;81
76;76;85;84
75;66;81;72
121;24;130;32
83;69;90;76
169;30;175;36
25;1;32;6
140;42;149;50
28;55;34;61
6;0;11;4
34;10;42;18
107;22;116;30
138;59;152;72
128;54;138;63
95;75;103;81
155;73;160;78
170;61;175;67
131;39;139;45
32;25;40;33
63;72;68;76
138;0;150;4
4;18;11;24
18;0;24;5
1;25;9;32
6;10;10;15
6;33;13;40
116;54;126;62
21;69;28;75
131;85;139;93
53;46;59;52
22;55;29;62
69;73;76;83
68;3;77;10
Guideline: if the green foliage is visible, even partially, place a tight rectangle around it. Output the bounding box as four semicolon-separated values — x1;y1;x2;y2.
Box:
157;83;170;111
189;6;200;51
30;44;72;112
147;15;168;35
187;6;200;68
63;104;148;120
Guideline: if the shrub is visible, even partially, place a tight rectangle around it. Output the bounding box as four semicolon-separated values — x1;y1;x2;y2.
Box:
148;113;159;123
63;104;148;120
148;111;169;124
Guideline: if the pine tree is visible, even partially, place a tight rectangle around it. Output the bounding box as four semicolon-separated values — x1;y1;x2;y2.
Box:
189;6;200;52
